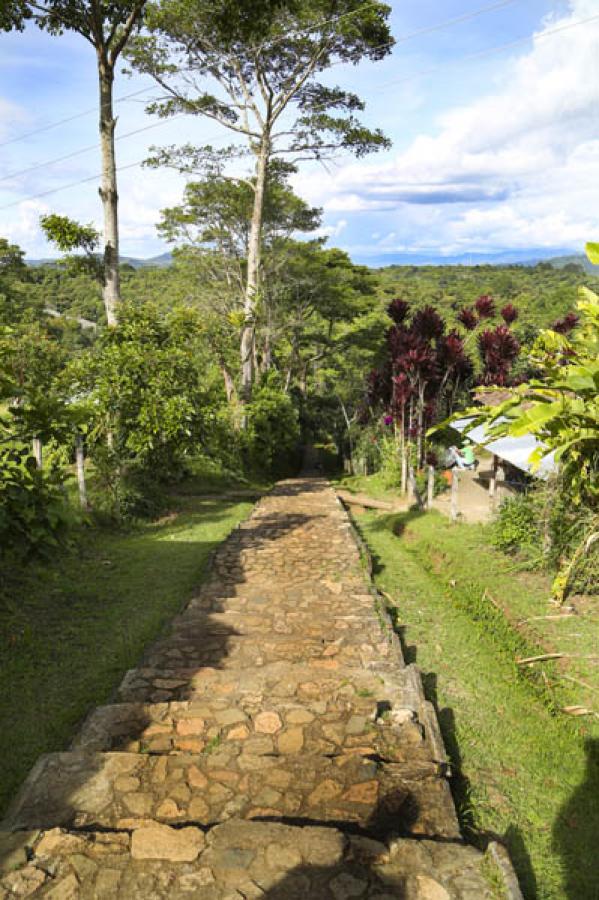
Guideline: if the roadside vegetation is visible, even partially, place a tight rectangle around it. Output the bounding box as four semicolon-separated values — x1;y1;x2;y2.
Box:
0;466;256;817
350;505;599;900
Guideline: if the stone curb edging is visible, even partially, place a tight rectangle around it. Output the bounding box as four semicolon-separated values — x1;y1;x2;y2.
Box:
334;486;525;900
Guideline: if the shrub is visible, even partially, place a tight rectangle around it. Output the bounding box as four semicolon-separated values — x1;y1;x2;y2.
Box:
245;384;301;478
492;493;539;555
0;445;73;558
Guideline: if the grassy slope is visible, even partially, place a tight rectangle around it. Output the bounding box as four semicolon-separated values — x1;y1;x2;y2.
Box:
0;491;255;817
353;507;599;900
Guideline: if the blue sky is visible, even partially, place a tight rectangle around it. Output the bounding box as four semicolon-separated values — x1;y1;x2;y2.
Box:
0;0;597;264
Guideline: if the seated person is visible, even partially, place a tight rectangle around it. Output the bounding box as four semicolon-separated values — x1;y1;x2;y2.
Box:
461;441;476;469
446;443;476;470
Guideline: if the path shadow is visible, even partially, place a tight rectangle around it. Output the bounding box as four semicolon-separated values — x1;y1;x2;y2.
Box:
0;477;339;842
258;793;449;899
552;737;599;898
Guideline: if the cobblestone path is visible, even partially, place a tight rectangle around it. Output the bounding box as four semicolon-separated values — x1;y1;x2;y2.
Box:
0;478;511;898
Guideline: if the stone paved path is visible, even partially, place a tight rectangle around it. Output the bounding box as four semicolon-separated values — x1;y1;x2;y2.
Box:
0;477;513;898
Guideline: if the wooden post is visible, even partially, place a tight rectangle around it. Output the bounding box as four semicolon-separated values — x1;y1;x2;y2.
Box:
401;447;408;495
75;434;89;510
427;464;435;508
451;469;460;521
489;454;499;506
408;465;416;501
32;437;42;469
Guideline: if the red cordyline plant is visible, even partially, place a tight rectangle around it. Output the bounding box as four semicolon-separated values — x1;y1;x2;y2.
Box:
501;303;519;324
477;325;520;386
474;294;496;319
552;312;579;334
457;307;478;330
368;299;474;472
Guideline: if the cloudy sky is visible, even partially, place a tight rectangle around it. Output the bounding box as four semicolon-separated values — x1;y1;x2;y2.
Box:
0;0;597;264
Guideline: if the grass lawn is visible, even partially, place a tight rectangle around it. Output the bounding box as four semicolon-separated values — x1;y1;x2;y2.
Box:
352;506;599;900
0;488;255;818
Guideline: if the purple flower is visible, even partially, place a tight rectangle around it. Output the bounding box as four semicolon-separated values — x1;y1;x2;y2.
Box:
384;415;394;426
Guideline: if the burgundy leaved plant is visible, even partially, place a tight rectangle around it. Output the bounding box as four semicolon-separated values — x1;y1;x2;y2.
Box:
457;307;478;330
474;294;496;319
478;324;520;386
411;305;445;340
500;303;518;324
551;312;579;334
387;298;410;325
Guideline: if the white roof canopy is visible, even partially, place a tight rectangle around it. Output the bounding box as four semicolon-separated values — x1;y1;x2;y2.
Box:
452;418;557;478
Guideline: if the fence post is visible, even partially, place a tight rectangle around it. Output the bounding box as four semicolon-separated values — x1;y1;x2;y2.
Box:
401;447;408;495
489;454;499;506
75;434;89;510
451;469;460;521
427;464;435;508
32;437;42;469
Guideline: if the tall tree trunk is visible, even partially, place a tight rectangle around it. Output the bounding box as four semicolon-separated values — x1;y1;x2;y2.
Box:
75;434;89;510
98;61;120;326
221;363;236;404
240;132;270;402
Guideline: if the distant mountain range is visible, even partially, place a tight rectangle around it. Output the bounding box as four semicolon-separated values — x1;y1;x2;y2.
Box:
26;252;174;269
26;248;599;273
352;248;599;270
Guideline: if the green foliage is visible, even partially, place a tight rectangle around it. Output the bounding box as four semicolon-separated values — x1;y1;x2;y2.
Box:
0;444;72;558
244;383;301;477
40;214;99;255
456;289;598;506
127;0;392;164
377;261;592;337
491;493;539;555
492;485;598;597
67;302;220;515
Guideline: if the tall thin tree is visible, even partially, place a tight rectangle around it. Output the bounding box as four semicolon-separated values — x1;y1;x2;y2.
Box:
24;1;148;325
128;0;392;398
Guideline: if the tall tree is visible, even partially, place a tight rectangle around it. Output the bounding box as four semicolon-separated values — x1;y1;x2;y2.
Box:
0;2;29;29
25;1;148;325
127;0;392;397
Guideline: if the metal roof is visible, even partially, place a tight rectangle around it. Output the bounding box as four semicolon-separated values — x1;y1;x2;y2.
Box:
452;417;557;478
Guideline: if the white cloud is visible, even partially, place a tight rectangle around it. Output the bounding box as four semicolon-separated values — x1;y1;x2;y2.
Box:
301;0;599;254
314;218;348;240
1;199;51;254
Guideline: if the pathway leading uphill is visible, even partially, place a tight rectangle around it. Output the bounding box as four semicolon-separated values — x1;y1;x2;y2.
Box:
0;477;516;898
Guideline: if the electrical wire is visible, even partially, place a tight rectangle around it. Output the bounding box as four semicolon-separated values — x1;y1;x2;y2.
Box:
1;7;595;211
0;0;519;151
0;115;183;184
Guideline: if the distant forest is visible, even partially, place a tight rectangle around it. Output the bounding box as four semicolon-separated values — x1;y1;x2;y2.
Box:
10;256;594;338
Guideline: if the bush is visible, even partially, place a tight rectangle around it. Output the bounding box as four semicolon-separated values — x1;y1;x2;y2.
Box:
415;467;449;498
245;384;301;478
492;493;539;554
492;485;598;595
0;445;73;558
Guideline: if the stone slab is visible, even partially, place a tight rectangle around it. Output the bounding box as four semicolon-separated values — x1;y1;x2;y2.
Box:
2;751;459;840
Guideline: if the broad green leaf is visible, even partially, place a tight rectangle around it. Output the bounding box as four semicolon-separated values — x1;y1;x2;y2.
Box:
585;242;599;265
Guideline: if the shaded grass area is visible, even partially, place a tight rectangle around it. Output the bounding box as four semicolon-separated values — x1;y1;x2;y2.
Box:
335;471;406;502
354;508;599;900
0;491;254;817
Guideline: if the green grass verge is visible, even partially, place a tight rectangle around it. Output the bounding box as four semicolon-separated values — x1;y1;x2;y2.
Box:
0;491;255;817
354;508;599;900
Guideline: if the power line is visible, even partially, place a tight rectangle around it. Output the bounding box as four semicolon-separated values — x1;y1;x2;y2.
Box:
0;0;518;152
0;131;226;211
0;115;183;184
375;11;599;90
0;85;156;150
2;9;595;211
